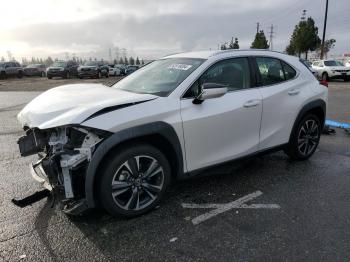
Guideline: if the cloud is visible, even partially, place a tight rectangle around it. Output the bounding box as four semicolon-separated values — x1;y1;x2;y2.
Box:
1;0;349;60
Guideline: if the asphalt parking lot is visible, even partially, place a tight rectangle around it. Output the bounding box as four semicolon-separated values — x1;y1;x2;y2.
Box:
0;78;349;262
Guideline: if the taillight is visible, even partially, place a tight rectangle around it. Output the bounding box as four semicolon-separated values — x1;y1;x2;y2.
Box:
319;79;328;88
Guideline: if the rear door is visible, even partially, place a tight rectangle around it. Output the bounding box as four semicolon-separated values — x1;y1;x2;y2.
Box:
254;56;303;150
180;57;263;171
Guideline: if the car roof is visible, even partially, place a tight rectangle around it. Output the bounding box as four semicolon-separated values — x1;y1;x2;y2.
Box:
163;49;292;60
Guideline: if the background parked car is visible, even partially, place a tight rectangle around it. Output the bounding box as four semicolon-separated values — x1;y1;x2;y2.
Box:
24;64;46;77
0;61;24;79
78;61;109;79
115;64;127;75
46;60;79;79
312;60;350;81
108;64;121;76
125;65;139;75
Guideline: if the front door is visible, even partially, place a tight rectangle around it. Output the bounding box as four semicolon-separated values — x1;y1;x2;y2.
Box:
180;57;262;172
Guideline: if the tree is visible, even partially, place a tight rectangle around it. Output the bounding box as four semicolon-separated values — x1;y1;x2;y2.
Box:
220;43;227;50
251;30;269;49
129;57;135;65
285;17;321;59
119;57;124;65
233;38;239;49
317;39;336;59
0;56;5;62
136;57;140;65
141;59;145;65
124;57;128;65
44;57;53;66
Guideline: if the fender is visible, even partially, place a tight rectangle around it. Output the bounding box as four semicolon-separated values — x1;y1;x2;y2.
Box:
289;99;326;142
84;121;184;208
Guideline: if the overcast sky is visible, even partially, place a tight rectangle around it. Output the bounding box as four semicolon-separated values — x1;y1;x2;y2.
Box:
0;0;349;61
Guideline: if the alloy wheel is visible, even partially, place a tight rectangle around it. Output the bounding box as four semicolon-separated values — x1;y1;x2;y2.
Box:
111;155;164;211
297;119;319;156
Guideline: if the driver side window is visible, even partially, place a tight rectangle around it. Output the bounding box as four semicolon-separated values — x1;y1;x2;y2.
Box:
184;57;251;98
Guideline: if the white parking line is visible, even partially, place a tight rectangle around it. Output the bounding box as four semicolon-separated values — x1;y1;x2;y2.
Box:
181;191;280;225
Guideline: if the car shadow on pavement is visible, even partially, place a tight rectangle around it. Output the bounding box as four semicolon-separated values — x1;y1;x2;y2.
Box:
55;152;316;261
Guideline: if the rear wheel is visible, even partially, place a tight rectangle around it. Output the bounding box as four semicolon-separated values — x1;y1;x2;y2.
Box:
98;144;171;217
17;71;23;78
64;71;70;79
284;114;321;160
0;71;6;79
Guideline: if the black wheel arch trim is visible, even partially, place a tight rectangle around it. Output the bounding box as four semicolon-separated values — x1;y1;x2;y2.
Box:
84;121;184;208
289;99;326;142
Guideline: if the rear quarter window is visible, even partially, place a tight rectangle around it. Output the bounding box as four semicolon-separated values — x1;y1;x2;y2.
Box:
282;61;296;80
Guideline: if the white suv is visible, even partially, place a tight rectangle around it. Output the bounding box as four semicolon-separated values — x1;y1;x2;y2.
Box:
17;50;328;217
312;59;350;81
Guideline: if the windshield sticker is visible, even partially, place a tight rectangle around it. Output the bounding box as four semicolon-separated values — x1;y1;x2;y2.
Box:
168;64;193;70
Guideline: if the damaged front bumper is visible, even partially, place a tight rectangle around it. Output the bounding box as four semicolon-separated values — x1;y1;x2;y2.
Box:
17;126;110;215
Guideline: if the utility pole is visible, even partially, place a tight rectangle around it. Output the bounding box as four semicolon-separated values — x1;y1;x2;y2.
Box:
320;0;329;59
256;22;260;33
269;24;274;51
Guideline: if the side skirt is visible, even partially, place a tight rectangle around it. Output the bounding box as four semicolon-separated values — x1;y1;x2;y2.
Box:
183;143;288;179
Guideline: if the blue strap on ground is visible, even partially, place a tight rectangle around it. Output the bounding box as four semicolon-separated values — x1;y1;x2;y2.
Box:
325;119;350;129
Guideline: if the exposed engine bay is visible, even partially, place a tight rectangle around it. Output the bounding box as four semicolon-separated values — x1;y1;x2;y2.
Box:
17;126;111;213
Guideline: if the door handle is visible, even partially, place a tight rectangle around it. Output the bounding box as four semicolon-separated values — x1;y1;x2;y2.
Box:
243;100;260;108
288;89;300;96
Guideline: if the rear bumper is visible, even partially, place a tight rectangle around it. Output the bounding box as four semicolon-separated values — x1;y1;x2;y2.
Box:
47;71;65;77
78;71;98;77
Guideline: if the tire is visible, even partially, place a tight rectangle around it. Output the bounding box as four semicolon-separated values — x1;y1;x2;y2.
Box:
78;75;83;79
322;72;329;81
344;77;349;82
0;71;6;80
284;114;321;160
98;144;171;218
48;75;52;79
105;72;109;78
17;71;23;79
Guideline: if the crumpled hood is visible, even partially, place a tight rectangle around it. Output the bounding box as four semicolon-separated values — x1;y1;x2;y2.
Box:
17;83;157;129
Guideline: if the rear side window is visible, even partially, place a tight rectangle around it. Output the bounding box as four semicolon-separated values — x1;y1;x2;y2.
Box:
281;61;296;80
256;57;285;85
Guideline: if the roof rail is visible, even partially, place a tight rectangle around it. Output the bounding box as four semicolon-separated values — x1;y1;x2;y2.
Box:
209;49;286;57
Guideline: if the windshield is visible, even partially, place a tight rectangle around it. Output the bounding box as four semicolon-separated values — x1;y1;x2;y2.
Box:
52;61;66;67
112;58;205;96
84;61;100;66
324;60;344;66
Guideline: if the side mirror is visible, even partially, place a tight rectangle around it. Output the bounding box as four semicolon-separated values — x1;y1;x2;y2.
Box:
193;83;228;104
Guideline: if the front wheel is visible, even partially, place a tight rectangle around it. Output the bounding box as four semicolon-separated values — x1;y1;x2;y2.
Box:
98;144;171;217
284;114;321;160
